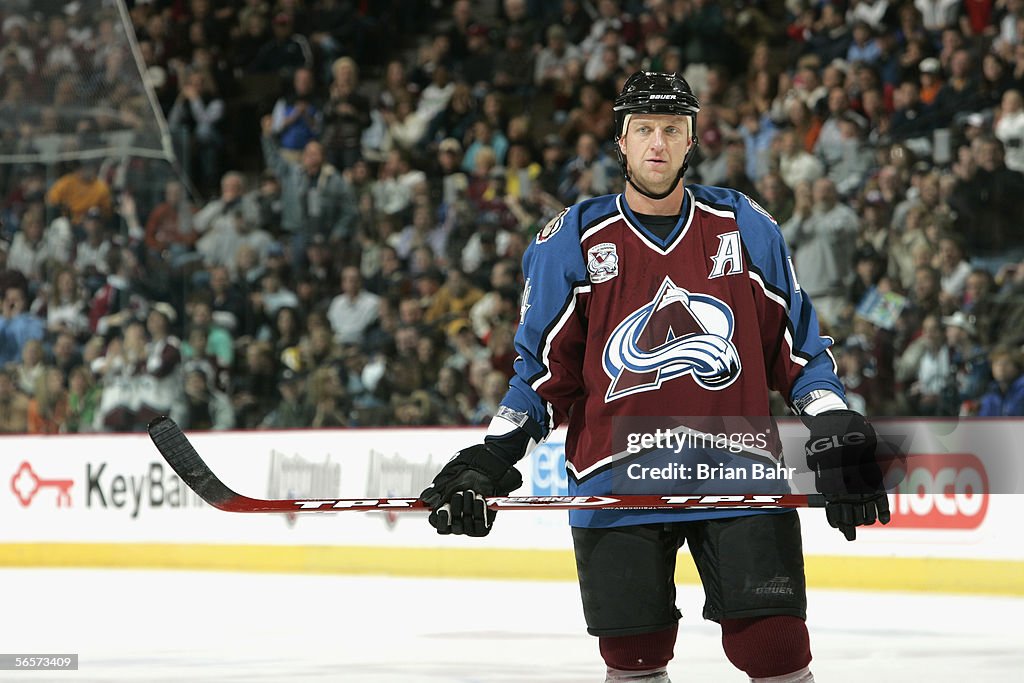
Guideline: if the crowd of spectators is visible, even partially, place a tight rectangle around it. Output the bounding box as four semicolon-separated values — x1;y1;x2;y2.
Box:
3;0;1024;436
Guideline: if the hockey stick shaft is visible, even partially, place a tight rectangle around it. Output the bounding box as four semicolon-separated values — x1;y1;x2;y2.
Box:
148;417;824;513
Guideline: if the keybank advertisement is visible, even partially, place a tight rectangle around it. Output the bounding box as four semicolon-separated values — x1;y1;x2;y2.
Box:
1;421;1022;560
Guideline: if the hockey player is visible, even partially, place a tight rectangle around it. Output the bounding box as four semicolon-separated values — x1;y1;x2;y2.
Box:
421;71;890;683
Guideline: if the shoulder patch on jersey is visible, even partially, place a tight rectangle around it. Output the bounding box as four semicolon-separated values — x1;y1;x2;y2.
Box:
537;207;570;244
587;242;619;283
745;194;777;225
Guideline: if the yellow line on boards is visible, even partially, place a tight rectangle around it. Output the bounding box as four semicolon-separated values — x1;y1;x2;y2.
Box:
1;543;1021;596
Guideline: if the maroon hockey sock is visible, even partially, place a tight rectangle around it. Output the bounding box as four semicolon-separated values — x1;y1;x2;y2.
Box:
599;624;678;671
720;616;811;679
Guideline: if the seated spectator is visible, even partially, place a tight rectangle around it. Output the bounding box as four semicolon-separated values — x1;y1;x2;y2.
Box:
371;149;428;218
196;209;273;271
13;338;45;397
895;314;953;415
27;366;67;434
558;132;620;203
942;311;989;412
0;366;29;433
92;323;146;432
134;303;185;428
64;365;100;434
185;297;234;368
7;206;52;281
261;368;313;428
45;161;112;224
936;235;972;303
250;270;299;331
193;172;261;238
327;266;381;346
270;67;322;161
248;13;313;75
0;281;44;367
88;248;147;336
49;331;82;378
978;347;1024;416
74;207;113;288
425;269;483;325
182;363;235;430
560;83;615;145
231;341;280;429
995;89;1024;173
144;181;197;255
534;23;582;91
776;128;824;190
309;366;348;427
262;305;303;361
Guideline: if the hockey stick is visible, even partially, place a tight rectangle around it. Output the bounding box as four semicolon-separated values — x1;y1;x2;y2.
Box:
148;417;825;513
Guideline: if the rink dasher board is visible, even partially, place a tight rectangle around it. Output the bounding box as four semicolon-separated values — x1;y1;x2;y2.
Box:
0;421;1021;594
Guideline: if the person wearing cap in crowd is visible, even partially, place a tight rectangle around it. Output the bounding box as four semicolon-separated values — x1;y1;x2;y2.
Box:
941;310;989;413
247;12;313;75
978;346;1024;416
71;205;112;288
460;23;496;92
261;368;313;428
534;23;582;91
435;137;469;206
918;57;943;106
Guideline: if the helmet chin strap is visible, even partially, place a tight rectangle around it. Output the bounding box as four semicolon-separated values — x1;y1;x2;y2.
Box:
625;167;684;201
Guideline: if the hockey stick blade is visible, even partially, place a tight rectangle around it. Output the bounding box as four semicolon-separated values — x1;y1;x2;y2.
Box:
148;417;824;513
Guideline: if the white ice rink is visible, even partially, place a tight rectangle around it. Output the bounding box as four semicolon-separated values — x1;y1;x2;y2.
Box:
2;569;1021;682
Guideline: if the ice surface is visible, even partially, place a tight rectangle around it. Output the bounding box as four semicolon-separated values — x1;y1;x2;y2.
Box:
1;568;1021;682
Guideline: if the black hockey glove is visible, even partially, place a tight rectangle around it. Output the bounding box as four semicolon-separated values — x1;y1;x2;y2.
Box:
419;442;523;537
804;410;890;541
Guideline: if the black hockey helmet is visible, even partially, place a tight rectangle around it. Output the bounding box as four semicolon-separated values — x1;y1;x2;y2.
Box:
613;71;701;199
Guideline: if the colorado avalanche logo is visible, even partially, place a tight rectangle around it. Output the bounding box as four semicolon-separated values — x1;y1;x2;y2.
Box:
603;277;742;401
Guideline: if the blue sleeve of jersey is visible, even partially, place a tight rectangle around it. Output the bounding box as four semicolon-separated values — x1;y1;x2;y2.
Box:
500;206;591;439
730;191;846;406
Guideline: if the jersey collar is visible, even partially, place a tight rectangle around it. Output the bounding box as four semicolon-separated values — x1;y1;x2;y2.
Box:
618;187;695;255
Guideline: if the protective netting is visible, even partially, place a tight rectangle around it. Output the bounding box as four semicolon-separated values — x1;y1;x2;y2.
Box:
0;0;174;164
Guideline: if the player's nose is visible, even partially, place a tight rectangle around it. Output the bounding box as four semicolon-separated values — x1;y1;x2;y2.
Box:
650;128;667;150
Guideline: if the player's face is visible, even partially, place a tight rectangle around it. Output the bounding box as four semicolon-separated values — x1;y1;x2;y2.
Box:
619;114;692;196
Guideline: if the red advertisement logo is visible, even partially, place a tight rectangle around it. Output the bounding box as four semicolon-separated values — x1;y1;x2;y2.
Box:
10;461;74;508
888;453;988;529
